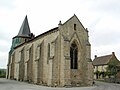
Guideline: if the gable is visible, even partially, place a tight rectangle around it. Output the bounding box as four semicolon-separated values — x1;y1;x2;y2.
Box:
108;55;120;65
60;14;88;45
63;14;86;31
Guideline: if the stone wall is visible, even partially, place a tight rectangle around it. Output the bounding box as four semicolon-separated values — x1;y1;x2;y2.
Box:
7;15;93;87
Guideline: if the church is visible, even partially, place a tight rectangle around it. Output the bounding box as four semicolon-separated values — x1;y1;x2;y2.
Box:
7;14;93;87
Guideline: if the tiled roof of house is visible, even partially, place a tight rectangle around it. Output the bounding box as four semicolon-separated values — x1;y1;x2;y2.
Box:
93;54;112;66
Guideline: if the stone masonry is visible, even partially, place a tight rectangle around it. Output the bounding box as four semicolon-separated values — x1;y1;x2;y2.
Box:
7;14;93;87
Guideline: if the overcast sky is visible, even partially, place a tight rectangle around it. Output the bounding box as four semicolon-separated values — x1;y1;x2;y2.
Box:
0;0;120;68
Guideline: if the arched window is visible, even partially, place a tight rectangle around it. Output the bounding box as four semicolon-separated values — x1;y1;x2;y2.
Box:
70;42;78;69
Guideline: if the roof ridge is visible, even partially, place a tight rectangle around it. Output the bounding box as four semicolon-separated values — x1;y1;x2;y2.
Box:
96;54;112;58
93;54;113;65
14;27;59;49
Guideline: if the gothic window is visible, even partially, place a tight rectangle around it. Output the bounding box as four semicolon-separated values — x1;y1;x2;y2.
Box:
47;43;50;64
51;42;55;57
21;49;24;62
26;49;29;61
29;48;31;57
48;43;50;58
12;53;15;64
29;47;32;60
36;45;40;60
70;42;78;69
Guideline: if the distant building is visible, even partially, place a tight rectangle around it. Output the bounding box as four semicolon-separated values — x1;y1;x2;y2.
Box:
93;52;120;79
7;15;93;87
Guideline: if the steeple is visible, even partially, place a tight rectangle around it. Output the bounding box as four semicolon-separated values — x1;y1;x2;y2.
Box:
17;15;31;37
9;15;34;54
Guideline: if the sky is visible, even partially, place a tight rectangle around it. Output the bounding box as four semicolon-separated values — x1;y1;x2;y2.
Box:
0;0;120;68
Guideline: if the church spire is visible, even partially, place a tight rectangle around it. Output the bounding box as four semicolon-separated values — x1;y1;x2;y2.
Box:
10;15;34;53
17;15;31;37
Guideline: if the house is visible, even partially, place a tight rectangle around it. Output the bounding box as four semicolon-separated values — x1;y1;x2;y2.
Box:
93;52;120;79
7;14;93;87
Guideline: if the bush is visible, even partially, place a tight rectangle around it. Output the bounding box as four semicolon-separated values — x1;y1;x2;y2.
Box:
0;74;6;78
0;69;6;78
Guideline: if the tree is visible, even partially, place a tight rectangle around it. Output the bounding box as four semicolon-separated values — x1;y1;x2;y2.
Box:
106;60;120;82
0;69;6;78
0;70;1;75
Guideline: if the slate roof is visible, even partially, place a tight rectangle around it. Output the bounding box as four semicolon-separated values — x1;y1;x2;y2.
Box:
17;15;31;37
93;54;112;66
14;27;59;49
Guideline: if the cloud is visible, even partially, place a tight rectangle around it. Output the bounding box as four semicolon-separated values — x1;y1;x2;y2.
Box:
0;0;16;9
90;15;120;45
0;0;120;68
0;40;10;52
0;52;8;69
91;43;120;59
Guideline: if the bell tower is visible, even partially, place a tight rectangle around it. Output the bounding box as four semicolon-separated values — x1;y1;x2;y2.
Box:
10;15;34;53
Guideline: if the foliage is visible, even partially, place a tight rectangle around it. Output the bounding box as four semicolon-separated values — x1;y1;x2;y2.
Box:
107;60;119;77
0;69;6;78
94;59;120;80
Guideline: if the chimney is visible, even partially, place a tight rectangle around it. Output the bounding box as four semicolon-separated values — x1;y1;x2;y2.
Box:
95;55;97;58
58;20;62;29
112;52;115;55
58;20;62;26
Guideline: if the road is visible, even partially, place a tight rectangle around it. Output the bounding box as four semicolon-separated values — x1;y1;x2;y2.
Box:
92;81;120;90
0;78;120;90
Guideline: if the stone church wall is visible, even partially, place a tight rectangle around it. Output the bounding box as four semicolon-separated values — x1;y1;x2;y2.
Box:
7;15;93;87
13;29;60;85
